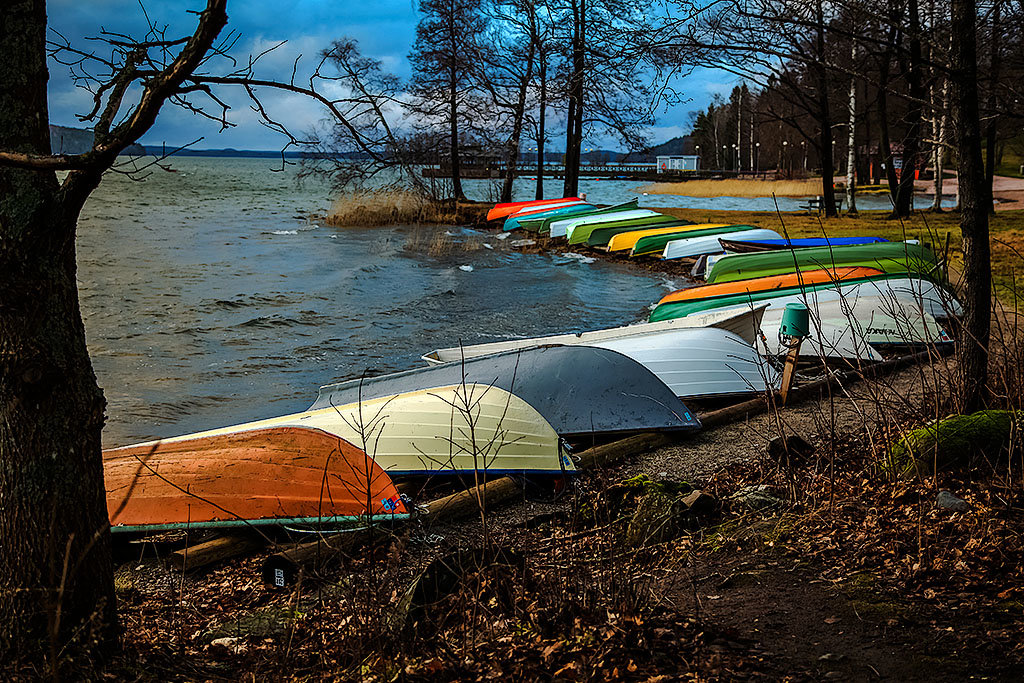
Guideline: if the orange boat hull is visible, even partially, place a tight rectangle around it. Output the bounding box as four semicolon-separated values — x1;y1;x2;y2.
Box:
104;426;406;531
658;267;885;306
486;197;580;221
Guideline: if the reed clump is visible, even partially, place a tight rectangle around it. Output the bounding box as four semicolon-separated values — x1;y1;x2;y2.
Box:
327;190;460;227
639;178;823;197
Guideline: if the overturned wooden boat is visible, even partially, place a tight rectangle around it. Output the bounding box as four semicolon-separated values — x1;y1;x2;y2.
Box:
651;274;962;326
421;307;778;399
660;229;783;260
110;383;568;485
487;197;580;221
581;218;694;247
755;294;954;361
104;426;408;533
718;236;889;253
605;224;731;253
704;242;942;284
550;208;665;239
503;202;594;231
314;346;702;438
657;267;885;306
631;225;765;257
518;199;641;234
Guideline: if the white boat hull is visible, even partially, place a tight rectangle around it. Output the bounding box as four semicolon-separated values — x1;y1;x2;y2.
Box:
550;209;662;239
125;384;571;476
662;229;782;260
422;308;778;399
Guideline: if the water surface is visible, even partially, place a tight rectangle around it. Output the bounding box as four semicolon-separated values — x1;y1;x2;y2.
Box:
79;158;671;445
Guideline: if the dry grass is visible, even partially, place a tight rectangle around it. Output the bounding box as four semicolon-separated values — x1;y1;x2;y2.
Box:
327;190;468;227
638;178;823;198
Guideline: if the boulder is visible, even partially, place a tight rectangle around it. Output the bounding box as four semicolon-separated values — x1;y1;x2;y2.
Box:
935;490;970;513
886;410;1021;477
730;484;785;510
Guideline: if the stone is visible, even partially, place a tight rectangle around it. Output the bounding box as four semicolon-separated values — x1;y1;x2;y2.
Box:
936;490;971;513
209;636;248;656
767;434;815;468
730;485;785;510
681;489;716;515
886;410;1021;477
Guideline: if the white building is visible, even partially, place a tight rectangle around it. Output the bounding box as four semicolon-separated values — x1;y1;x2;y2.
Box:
656;155;700;172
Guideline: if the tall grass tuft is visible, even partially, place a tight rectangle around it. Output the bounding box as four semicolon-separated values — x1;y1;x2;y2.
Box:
326;190;461;227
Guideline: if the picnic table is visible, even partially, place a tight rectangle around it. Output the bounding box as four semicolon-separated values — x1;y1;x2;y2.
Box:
802;196;844;215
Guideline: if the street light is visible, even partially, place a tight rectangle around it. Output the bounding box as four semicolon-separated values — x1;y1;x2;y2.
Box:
695;145;700;171
755;142;761;174
801;141;807;171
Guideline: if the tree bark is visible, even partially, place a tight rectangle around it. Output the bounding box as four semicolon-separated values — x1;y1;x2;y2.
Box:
0;0;117;666
846;43;859;216
535;49;547;200
893;0;925;218
448;7;465;202
814;0;838;217
562;0;584;198
983;0;1000;213
499;40;534;203
950;0;991;412
876;24;902;211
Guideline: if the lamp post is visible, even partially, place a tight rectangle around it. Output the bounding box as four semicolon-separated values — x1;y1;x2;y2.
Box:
801;141;807;171
722;144;727;171
695;144;700;170
731;143;738;172
755;142;761;175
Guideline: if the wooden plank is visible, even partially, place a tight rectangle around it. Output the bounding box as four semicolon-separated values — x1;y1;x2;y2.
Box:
168;532;265;571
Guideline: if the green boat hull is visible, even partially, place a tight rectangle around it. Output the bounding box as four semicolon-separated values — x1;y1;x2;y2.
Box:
649;272;930;322
705;242;941;284
519;198;639;233
630;224;759;257
579;218;691;246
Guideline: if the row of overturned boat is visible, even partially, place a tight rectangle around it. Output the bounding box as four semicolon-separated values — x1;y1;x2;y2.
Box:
104;196;963;535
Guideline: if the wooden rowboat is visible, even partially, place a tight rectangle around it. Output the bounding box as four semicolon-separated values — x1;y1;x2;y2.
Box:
115;384;570;479
421;308;777;399
605;224;731;253
518;199;640;233
704;242;942;284
718;236;889;253
551;208;664;239
503;202;593;231
104;426;407;533
487;197;580;221
657;267;884;307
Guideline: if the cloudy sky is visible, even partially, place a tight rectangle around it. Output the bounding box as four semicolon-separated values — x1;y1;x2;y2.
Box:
47;0;737;151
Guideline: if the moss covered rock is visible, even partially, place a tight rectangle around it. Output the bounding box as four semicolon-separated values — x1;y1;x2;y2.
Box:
886;410;1021;477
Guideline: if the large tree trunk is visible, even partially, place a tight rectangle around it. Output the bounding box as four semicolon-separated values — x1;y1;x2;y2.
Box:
499;43;535;203
814;0;838;217
846;43;859;216
892;0;925;217
877;25;902;211
983;0;1001;214
535;51;547;200
448;17;465;202
562;0;584;198
950;0;991;412
0;0;117;666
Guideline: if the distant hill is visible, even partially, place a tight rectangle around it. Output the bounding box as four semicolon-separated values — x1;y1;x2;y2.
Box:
49;124;145;156
140;145;312;159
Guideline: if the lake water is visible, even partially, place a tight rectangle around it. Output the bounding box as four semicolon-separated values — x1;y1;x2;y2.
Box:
80;157;676;446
